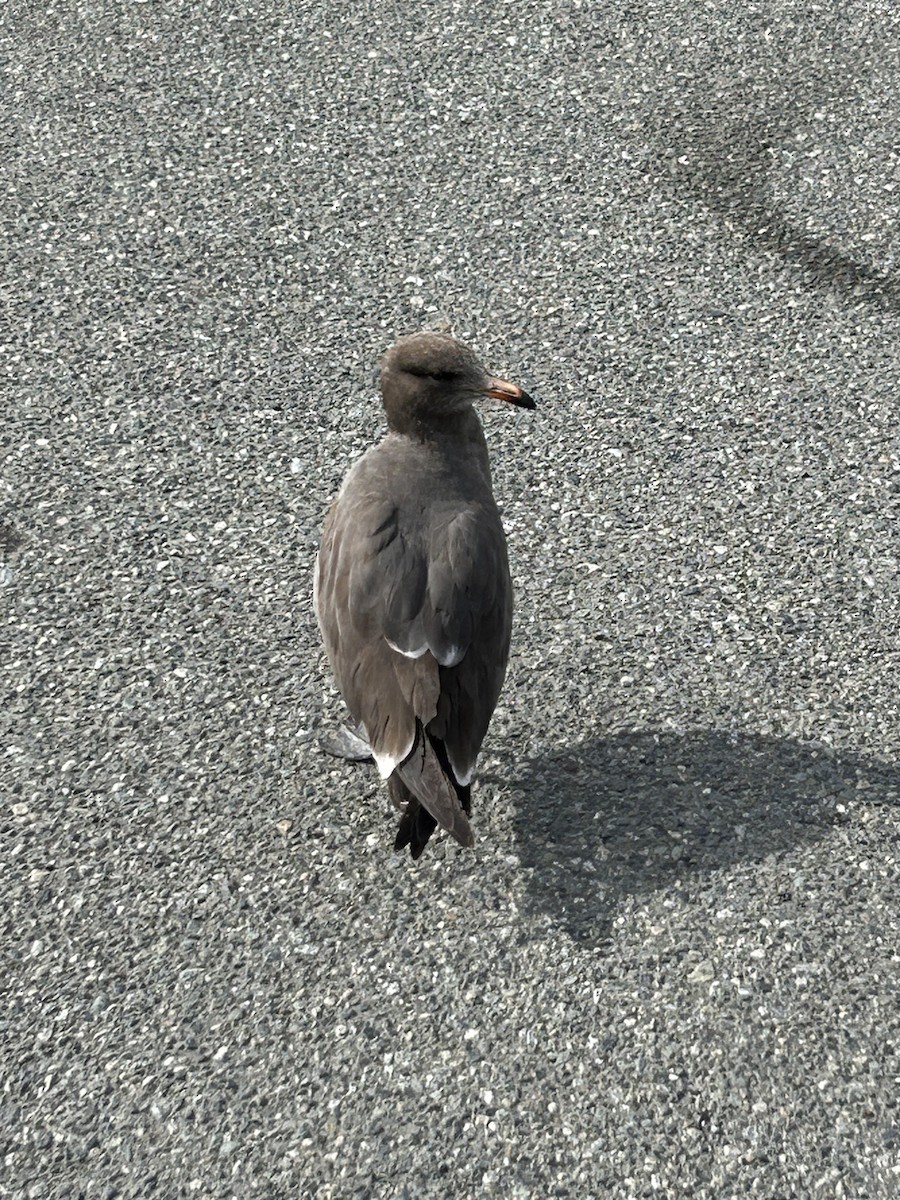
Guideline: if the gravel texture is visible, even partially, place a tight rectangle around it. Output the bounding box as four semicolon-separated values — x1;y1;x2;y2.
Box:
3;1;900;1197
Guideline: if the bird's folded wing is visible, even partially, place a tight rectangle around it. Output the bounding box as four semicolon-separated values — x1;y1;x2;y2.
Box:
316;497;436;771
315;489;504;836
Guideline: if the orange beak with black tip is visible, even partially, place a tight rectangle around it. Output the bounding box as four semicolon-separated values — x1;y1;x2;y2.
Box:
485;376;536;410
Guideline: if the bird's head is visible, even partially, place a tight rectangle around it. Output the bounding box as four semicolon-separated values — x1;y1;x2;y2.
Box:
378;332;535;434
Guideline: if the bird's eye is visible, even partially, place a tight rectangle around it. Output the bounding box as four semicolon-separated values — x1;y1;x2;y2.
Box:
406;365;457;382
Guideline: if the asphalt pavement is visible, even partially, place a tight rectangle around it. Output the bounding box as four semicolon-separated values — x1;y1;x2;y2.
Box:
3;1;899;1197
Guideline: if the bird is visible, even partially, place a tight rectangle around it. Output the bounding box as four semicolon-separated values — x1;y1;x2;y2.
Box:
314;331;535;858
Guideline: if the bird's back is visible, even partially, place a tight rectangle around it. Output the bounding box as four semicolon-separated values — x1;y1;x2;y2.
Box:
316;426;512;787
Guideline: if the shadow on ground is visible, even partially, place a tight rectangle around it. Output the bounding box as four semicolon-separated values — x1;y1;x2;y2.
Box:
639;9;900;312
513;730;900;944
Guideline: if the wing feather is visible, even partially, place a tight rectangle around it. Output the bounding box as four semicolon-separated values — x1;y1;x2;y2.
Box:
315;447;512;837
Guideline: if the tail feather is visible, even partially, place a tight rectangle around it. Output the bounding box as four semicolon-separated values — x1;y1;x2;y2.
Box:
390;726;474;856
393;794;438;860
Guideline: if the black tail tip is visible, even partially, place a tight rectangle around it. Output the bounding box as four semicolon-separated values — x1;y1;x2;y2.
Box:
394;801;438;859
393;814;475;857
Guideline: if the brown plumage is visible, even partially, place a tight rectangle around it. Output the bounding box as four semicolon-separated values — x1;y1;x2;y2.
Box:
314;332;535;857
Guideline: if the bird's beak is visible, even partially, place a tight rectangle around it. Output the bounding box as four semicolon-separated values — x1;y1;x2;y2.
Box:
484;376;536;410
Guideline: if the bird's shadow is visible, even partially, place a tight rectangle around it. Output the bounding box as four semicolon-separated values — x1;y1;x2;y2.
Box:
512;730;900;945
